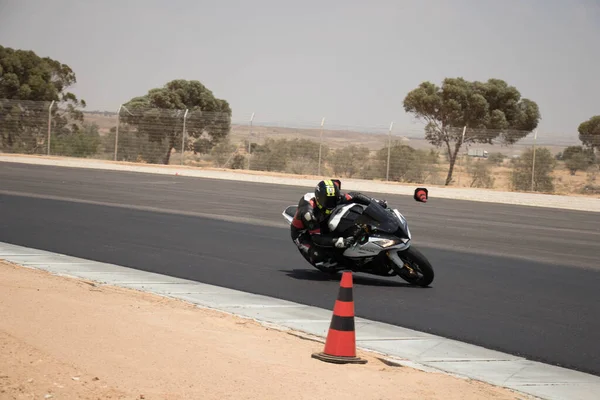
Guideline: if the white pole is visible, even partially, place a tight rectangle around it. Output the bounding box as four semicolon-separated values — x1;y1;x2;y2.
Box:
457;125;466;185
121;105;134;116
181;109;189;165
386;121;394;181
114;105;122;161
47;100;55;155
531;129;537;192
247;112;255;170
318;117;325;176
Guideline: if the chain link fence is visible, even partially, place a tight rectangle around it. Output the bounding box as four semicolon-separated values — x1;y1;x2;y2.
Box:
1;98;598;196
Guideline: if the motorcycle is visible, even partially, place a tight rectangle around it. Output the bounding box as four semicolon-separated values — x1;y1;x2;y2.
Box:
281;188;434;287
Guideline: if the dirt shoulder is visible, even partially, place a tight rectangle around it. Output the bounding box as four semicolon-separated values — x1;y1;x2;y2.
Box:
0;261;525;400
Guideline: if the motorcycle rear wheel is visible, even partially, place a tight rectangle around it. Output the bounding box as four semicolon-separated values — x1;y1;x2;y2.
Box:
394;246;434;287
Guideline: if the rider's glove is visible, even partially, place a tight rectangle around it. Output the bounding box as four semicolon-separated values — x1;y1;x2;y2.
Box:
334;236;356;248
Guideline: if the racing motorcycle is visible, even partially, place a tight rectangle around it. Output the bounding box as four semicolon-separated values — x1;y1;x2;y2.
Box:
282;188;434;287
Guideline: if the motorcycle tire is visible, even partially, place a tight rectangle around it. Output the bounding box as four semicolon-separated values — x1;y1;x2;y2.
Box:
395;246;434;287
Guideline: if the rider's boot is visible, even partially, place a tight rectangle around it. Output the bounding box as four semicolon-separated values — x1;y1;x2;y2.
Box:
311;248;339;273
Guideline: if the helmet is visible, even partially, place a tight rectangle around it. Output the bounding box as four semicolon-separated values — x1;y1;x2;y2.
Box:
314;179;341;215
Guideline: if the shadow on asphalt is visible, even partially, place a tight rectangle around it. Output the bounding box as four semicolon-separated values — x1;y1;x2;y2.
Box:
281;268;429;288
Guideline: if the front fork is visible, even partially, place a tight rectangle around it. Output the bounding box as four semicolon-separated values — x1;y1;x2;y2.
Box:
386;248;417;277
386;250;404;268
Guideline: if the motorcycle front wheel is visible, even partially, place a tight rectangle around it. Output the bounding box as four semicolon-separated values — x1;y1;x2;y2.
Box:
394;246;434;287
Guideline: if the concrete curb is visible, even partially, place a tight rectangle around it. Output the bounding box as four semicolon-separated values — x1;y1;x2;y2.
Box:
2;241;599;400
1;154;599;213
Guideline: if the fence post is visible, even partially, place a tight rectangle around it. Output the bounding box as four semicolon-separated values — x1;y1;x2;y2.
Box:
114;105;122;161
386;121;394;181
456;126;467;185
180;109;189;165
531;129;538;192
47;100;55;155
247;112;255;170
317;117;326;176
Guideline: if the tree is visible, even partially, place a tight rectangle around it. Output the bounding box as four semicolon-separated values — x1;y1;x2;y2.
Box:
330;145;370;177
560;145;595;175
246;138;326;174
103;125;166;164
467;159;495;188
375;142;439;183
51;122;100;157
250;138;290;172
403;78;541;185
562;145;584;161
565;153;589;175
487;152;506;166
286;138;324;175
210;138;238;168
511;147;556;192
578;115;600;152
0;45;86;152
120;80;232;164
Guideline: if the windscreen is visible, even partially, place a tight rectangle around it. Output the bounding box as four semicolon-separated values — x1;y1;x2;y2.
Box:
358;202;399;233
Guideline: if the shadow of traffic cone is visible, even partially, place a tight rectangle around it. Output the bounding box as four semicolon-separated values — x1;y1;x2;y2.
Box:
311;271;367;364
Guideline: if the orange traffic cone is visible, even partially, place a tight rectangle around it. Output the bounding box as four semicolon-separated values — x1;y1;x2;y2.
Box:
312;271;367;364
414;187;428;203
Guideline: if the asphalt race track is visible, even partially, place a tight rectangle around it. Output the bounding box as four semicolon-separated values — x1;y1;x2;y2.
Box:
2;162;600;376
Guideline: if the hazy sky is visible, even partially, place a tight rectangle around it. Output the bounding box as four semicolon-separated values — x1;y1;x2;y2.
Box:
1;0;598;142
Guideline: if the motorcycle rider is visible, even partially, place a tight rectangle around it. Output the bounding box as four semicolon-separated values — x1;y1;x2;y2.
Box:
290;179;390;272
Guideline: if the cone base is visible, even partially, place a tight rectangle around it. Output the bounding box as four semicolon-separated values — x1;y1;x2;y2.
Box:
311;352;368;364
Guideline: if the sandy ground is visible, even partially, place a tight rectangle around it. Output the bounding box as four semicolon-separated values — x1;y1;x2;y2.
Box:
0;261;527;400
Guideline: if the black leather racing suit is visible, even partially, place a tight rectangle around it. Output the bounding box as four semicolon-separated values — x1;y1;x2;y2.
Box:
290;191;386;270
